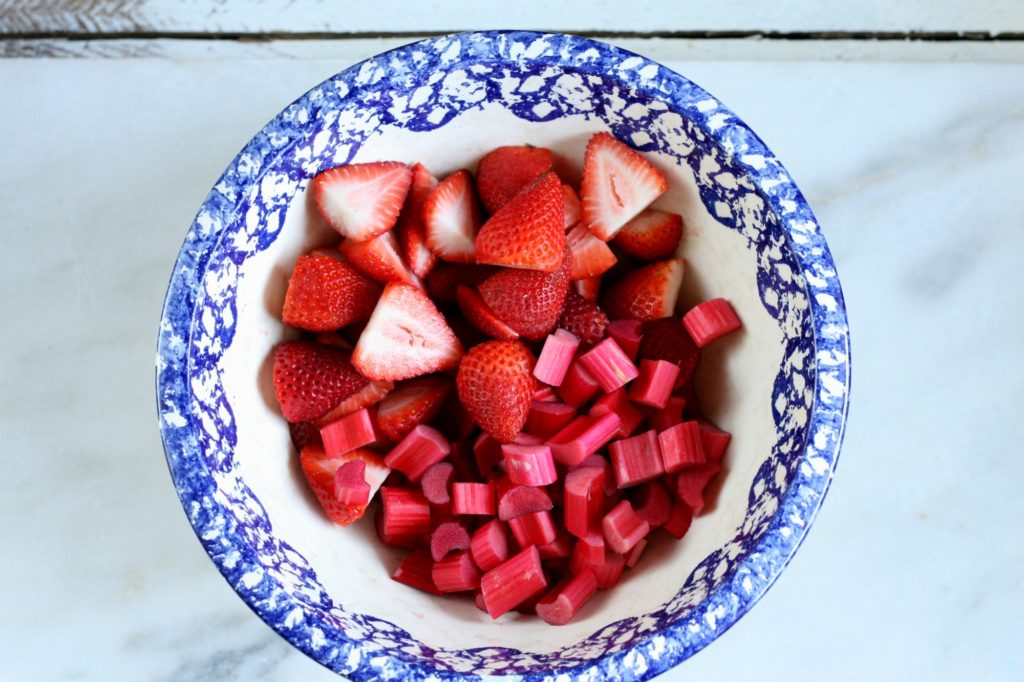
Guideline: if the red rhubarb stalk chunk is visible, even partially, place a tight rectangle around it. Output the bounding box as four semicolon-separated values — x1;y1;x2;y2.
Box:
333;459;370;507
555;360;600;407
452;481;497;516
525;400;577;439
534;329;580;387
508;510;558;548
628;359;680;409
432;551;481;593
470;519;509;572
602;499;650;555
548;412;621;467
498;485;554;521
430;520;471;562
391;548;442;595
420;461;454;505
536;571;598;625
607;319;643;360
564;465;605;539
320;408;378;457
577;338;639;393
609;429;665;489
658;421;706;473
589;388;644;438
480;546;548;619
380;487;431;542
383;424;451;482
648;395;686;432
682;298;742;347
502;444;558;487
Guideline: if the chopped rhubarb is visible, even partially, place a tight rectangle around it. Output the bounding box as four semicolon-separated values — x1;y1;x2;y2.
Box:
514;431;545;446
589;388;644;438
472;432;504;480
320;408;379;457
658;421;705;473
697;419;732;464
380;487;431;543
470;518;509;572
564;465;605;539
628;359;680;409
609;429;664;489
452;481;497;516
602;499;650;555
577;338;639;393
647;395;686;432
384;425;451;482
662;501;693;539
624;537;648;568
537;528;574;560
536;571;598;625
375;510;417;548
420;461;454;506
674;463;722;514
682;298;742;348
606;319;643;360
548;412;621;466
534;329;580;387
432;550;481;593
525;400;577;439
502;444;558;487
430;520;471;561
447;440;479;483
555;360;600;408
534;385;558;402
333;459;371;507
578;546;625;590
480;546;548;619
632;480;673;528
574;530;605;566
392;548;442;595
508;510;558;548
497;485;554;521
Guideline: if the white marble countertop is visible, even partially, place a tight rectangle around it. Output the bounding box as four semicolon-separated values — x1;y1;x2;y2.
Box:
2;36;1023;681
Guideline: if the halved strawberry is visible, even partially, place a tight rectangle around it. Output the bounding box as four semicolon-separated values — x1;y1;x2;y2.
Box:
424;169;482;264
600;258;684;322
581;132;668;240
563;184;582;230
300;444;390;525
313;161;412;241
395;163;439;279
424;262;497;305
377;375;452;441
456;340;536;443
456;285;520;341
476;145;554;214
314;379;394;427
566;224;617;280
613;209;683;261
477;246;571;341
339;230;419;286
559;291;609;345
281;251;382;332
273;341;370;422
475;172;565;273
353;282;464;381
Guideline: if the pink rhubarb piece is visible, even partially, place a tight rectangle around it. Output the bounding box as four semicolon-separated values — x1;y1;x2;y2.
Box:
534;329;580;387
577;338;639;393
609;429;664;489
628;359;680;409
383;424;451;481
502;443;558;487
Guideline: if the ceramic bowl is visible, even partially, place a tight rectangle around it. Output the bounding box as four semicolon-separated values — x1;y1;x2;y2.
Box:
156;31;850;680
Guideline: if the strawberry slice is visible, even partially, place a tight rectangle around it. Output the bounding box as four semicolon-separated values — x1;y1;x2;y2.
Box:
566;224;617;280
475;171;566;273
281;251;382;332
424;169;482;264
395;162;439;279
313;161;413;241
353;282;463;381
339;230;419;286
272;341;370;422
563;184;582;231
476;145;554;214
377;375;452;442
456;285;520;341
477;246;572;341
600;258;684;322
581;132;668;240
299;444;390;525
456;340;536;443
424;262;497;305
559;291;609;345
613;209;683;261
314;379;394;427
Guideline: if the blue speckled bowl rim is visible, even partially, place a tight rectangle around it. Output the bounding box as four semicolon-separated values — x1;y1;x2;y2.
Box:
157;30;851;680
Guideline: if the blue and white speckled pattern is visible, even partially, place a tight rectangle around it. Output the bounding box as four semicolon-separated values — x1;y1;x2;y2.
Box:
156;31;850;681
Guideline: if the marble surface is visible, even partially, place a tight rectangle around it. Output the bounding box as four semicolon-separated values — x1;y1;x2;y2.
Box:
1;38;1022;681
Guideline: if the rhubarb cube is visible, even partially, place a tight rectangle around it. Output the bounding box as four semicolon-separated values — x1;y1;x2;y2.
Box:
631;480;673;528
480;546;548;619
384;425;451;481
536;528;574;561
502;444;557;487
609;429;664;489
452;481;497;516
432;550;481;593
647;395;686;432
589;388;644;438
472;432;504;480
658;420;705;473
430;520;471;561
602;500;650;555
497;485;554;521
697;419;732;464
525;400;577;439
392;548;442;595
470;519;509;572
380;487;431;542
508;510;557;548
682;298;742;347
420;461;454;506
674;463;722;514
577;338;639;392
536;571;598;626
607;319;643;360
534;329;580;386
555;360;600;408
624;537;647;568
333;459;370;507
547;412;621;467
564;465;605;539
663;501;693;539
320;407;378;457
628;359;680;409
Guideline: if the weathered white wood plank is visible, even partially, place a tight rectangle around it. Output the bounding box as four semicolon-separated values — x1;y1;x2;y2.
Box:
1;0;1022;36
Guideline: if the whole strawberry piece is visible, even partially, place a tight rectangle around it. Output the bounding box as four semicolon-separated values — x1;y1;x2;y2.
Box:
613;209;683;261
475;171;565;272
477;246;571;340
273;342;370;422
581;132;668;240
476;145;554;214
457;340;536;443
559;291;609;345
377;375;452;442
395;162;439;279
353;282;464;381
313;161;412;241
601;258;684;322
281;251;382;332
300;444;390;525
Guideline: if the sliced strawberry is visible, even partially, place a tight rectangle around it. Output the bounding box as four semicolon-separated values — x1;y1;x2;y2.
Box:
456;285;520;341
456;340;536;443
376;375;452;442
476;145;554;214
559;291;609;345
300;444;390;526
563;184;582;230
281;251;382;332
581;132;668;240
424;262;497;305
477;246;572;341
613;209;683;261
395;162;439;279
566;224;617;280
313;161;412;241
423;169;482;264
315;379;394;427
272;341;370;423
600;258;684;322
475;172;565;273
573;277;601;303
353;282;463;381
638;317;700;387
339;230;419;286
